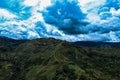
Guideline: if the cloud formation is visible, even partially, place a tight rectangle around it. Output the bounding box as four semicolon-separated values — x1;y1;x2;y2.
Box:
0;0;120;42
42;0;88;34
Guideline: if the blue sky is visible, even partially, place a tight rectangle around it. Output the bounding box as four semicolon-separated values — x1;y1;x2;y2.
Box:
0;0;120;42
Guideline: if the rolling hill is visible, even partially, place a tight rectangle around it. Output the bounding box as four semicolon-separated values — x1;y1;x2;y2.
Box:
0;37;120;80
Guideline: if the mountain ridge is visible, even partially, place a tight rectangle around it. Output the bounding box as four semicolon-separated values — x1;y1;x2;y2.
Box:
73;41;120;48
1;36;120;48
0;37;120;80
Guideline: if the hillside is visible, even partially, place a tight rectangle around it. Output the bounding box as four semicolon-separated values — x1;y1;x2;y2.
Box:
74;41;120;48
0;37;120;80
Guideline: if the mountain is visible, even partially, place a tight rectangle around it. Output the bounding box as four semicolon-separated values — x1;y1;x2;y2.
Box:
74;41;120;48
0;37;120;80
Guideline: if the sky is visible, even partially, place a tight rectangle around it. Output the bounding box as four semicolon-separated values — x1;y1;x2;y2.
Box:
0;0;120;42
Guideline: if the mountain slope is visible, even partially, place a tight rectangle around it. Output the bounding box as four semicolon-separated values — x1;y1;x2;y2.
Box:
74;41;120;48
0;37;120;80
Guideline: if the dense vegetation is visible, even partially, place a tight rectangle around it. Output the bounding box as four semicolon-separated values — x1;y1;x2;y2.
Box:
0;37;120;80
74;41;120;48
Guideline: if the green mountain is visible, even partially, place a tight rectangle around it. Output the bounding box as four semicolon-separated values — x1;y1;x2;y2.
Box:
74;41;120;48
0;37;120;80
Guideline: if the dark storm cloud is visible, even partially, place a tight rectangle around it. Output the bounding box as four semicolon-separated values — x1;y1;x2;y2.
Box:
42;1;89;35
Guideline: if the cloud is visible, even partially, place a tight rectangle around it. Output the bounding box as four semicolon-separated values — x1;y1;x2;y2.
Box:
105;0;120;10
0;8;17;22
42;0;89;34
0;0;32;19
0;0;120;42
23;0;39;6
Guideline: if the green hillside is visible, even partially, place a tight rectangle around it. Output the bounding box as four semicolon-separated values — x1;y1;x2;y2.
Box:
0;38;120;80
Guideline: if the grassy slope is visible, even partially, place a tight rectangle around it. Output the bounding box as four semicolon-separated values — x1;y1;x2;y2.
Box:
0;38;120;80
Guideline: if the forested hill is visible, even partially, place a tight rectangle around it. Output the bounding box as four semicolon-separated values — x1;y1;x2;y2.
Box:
0;37;120;80
74;41;120;48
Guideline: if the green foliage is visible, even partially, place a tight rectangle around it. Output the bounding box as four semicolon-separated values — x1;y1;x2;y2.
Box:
0;37;120;80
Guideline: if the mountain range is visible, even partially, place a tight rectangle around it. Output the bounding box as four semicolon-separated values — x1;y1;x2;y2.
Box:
0;37;120;80
74;41;120;48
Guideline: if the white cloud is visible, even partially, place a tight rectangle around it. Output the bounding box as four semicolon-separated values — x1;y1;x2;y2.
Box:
110;8;120;16
109;31;120;42
86;13;101;23
23;0;39;6
78;0;106;13
78;0;95;7
78;0;107;25
0;8;17;20
39;0;52;10
28;31;38;36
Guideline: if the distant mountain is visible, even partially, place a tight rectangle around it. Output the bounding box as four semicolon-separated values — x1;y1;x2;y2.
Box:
0;36;26;52
0;37;120;80
74;41;120;48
